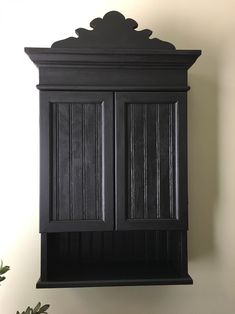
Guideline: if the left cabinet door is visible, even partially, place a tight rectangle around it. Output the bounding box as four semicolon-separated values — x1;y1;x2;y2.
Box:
40;91;114;232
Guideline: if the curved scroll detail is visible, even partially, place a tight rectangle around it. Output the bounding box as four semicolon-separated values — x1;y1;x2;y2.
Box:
51;11;175;49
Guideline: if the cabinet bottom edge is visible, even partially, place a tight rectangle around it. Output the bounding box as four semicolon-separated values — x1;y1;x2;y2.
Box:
36;275;193;288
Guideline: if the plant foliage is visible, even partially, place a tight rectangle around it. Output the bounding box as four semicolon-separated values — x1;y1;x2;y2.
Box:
16;302;50;314
0;260;10;284
0;260;50;313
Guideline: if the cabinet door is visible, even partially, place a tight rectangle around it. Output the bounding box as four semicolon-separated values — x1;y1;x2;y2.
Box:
40;92;113;232
115;92;187;230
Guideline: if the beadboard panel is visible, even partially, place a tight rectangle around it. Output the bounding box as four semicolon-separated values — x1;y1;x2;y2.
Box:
115;92;187;230
40;91;114;232
127;102;176;220
47;231;166;264
52;102;102;221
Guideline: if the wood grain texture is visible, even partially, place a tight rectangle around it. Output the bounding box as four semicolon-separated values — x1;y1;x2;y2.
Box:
45;230;188;266
39;230;192;288
115;92;187;230
127;102;176;220
52;102;102;222
40;91;114;232
25;11;201;287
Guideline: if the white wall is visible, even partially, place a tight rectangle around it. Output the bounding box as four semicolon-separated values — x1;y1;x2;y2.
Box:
1;0;235;313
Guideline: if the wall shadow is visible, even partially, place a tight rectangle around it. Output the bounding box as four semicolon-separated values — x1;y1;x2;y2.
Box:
187;70;218;260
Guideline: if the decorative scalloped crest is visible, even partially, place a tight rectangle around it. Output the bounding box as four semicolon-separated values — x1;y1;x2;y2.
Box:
51;11;175;49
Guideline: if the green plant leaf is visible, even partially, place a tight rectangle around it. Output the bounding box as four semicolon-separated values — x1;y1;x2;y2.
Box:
25;307;31;314
17;302;50;314
0;260;10;285
0;265;10;274
33;302;41;313
38;304;50;313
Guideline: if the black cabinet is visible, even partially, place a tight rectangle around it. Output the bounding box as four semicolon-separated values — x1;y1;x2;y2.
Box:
25;11;201;288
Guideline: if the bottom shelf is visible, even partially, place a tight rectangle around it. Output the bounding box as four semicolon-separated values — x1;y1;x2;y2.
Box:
39;230;192;288
37;275;193;288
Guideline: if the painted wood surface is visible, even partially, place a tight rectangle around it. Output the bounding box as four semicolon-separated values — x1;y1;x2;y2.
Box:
25;10;201;288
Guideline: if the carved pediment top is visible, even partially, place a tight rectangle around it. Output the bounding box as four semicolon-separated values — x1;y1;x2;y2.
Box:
51;11;175;49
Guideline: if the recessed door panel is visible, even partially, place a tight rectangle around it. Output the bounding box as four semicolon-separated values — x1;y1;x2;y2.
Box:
115;92;187;230
40;92;113;232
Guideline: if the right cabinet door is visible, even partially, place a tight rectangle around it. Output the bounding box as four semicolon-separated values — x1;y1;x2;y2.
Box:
115;92;188;230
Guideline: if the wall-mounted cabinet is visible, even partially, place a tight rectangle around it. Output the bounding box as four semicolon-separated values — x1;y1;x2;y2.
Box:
25;11;201;288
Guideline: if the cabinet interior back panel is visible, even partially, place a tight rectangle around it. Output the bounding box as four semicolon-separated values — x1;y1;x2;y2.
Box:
48;231;168;264
127;102;177;220
52;102;103;221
